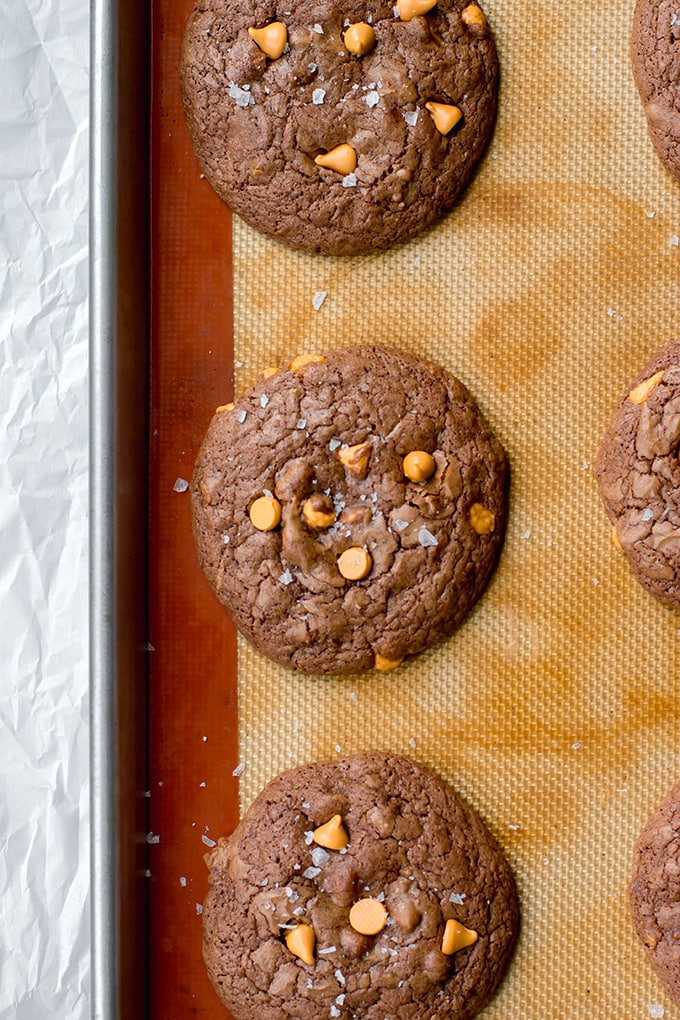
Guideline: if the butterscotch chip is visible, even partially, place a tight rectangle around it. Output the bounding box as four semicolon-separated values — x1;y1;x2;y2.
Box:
215;402;234;413
289;353;326;372
442;918;478;954
594;339;680;607
397;0;437;20
349;897;387;935
284;923;315;965
461;2;487;32
338;546;372;580
374;652;404;671
314;143;357;176
247;22;287;60
302;494;335;530
202;753;519;1020
337;441;372;479
191;345;508;674
403;450;435;483
249;495;282;531
343;22;376;56
425;101;463;135
313;814;349;850
180;0;498;255
630;781;680;1004
628;370;664;405
469;503;495;535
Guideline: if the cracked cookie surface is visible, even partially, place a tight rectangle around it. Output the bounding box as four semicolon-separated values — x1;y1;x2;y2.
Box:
632;0;680;180
594;339;680;607
191;345;508;674
630;780;680;1004
180;0;498;254
202;752;519;1020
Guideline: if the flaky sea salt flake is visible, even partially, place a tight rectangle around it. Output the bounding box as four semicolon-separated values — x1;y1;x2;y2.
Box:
311;846;330;867
342;173;358;188
313;290;327;310
228;82;255;108
202;834;217;848
403;109;418;126
173;477;189;492
418;526;438;548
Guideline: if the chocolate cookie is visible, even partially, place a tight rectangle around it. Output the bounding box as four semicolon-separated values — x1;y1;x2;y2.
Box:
202;752;519;1020
630;781;680;1004
191;345;508;674
594;340;680;607
632;0;680;180
180;0;498;255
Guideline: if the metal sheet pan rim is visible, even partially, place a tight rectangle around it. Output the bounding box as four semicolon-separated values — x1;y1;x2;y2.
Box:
89;0;150;1016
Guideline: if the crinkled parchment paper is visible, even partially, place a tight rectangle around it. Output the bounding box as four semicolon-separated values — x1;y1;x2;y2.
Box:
227;1;680;1017
0;1;90;1016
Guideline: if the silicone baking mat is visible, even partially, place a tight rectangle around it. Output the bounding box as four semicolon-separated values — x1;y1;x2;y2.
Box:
149;0;680;1017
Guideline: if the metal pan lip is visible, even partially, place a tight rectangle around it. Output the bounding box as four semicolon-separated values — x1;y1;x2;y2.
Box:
90;1;119;1014
89;1;149;1015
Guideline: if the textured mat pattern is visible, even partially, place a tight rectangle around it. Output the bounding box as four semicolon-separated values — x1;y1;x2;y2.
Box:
229;2;680;1015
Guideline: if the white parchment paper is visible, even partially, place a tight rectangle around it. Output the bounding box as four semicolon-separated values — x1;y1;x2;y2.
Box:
0;0;90;1015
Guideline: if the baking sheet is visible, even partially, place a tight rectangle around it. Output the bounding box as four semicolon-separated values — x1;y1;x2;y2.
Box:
150;0;680;1017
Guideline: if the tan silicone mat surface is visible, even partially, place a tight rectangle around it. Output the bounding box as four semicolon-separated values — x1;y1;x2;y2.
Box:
226;1;679;1016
